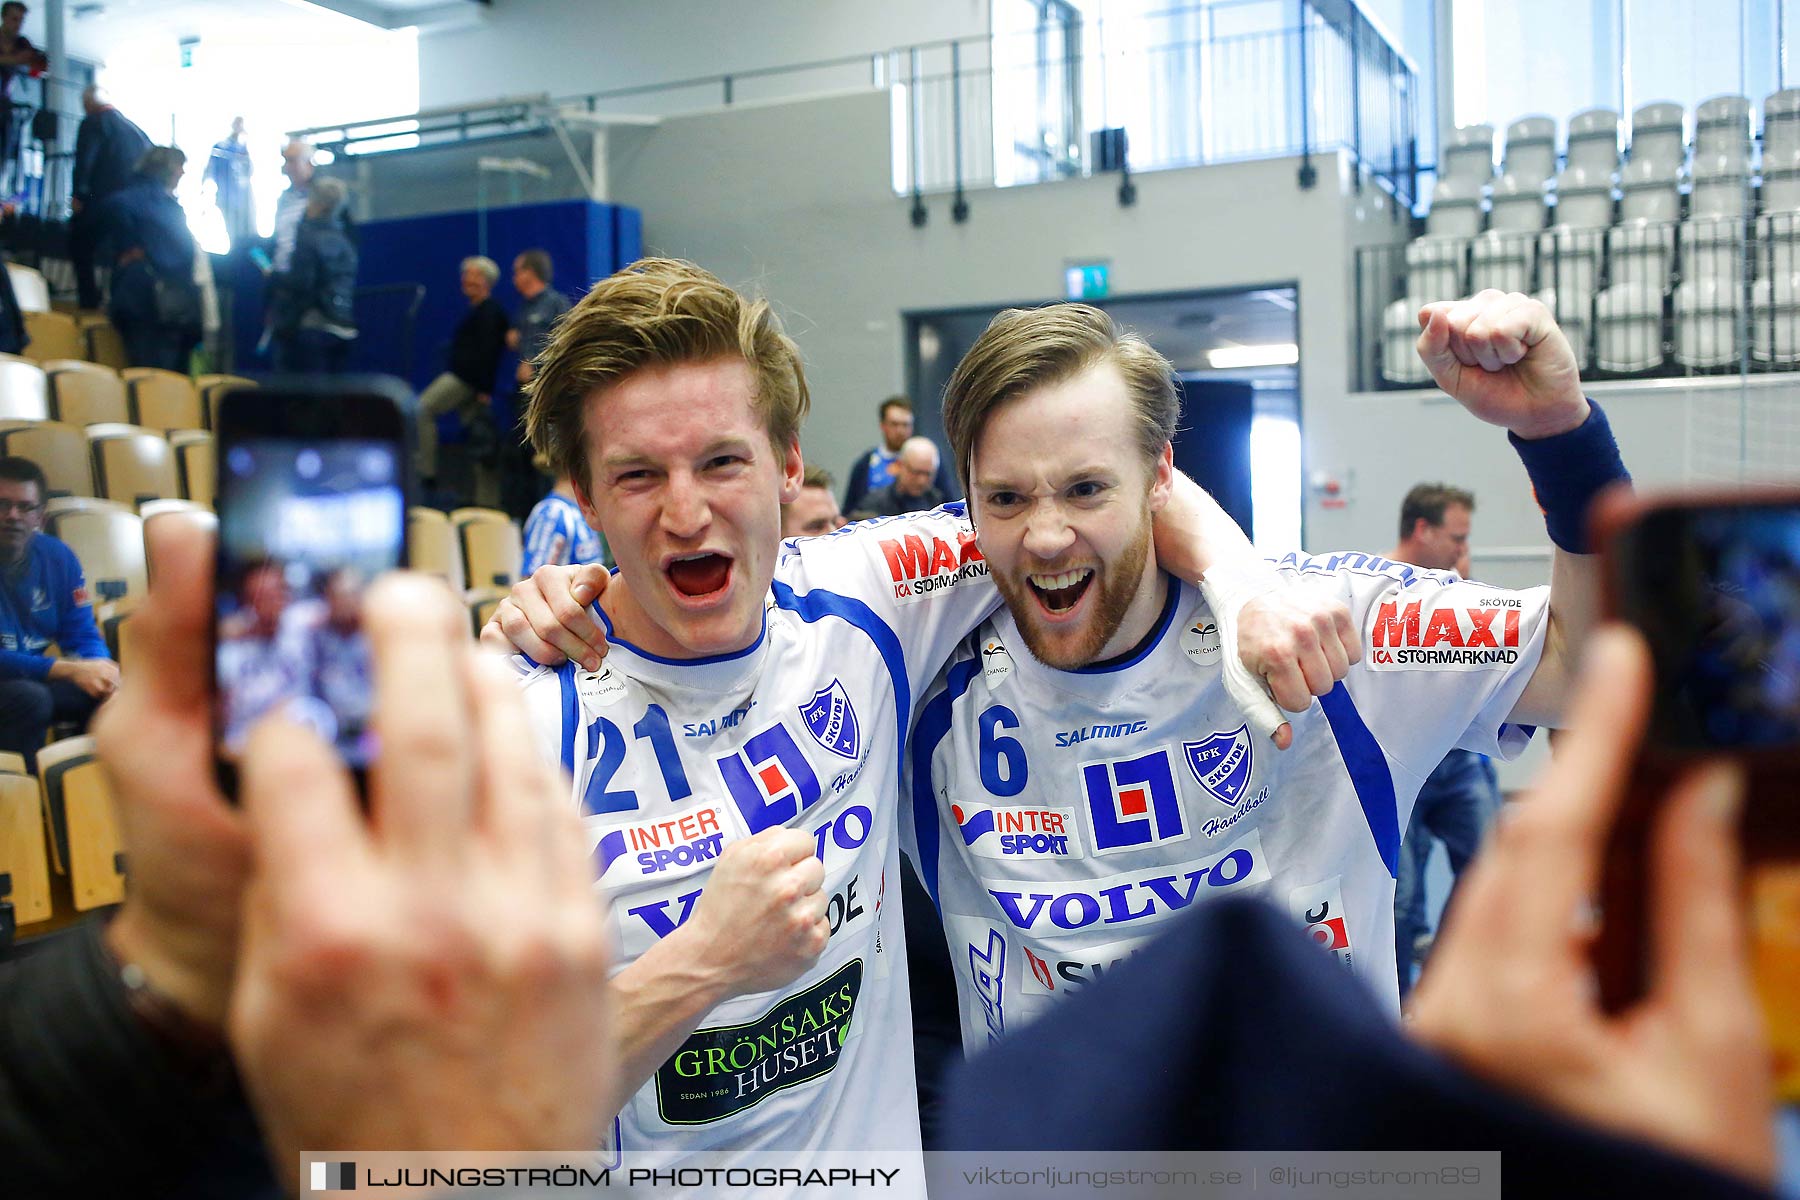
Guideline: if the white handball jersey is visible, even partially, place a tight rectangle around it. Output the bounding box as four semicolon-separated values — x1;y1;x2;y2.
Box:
905;551;1550;1052
523;492;609;577
516;505;999;1166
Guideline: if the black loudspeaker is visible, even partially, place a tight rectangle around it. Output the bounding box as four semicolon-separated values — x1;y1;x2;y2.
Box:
1091;127;1128;172
30;108;55;143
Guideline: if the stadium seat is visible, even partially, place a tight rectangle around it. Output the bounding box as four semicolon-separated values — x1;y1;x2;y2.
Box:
1618;157;1679;223
94;594;139;666
1752;273;1800;364
1756;210;1800;282
1423;176;1482;239
466;586;509;637
452;507;525;591
36;736;124;910
43;501;145;606
0;770;52;928
1381;298;1432;385
1695;94;1752;172
408;506;465;590
1470;230;1533;294
83;319;128;370
1565;108;1622;175
1536;226;1602;309
0;752;24;773
123;368;203;433
45;360;129;427
1674;277;1742;369
88;423;180;508
1501;115;1558;190
1488;173;1547;233
195;374;256;431
1440;124;1496;186
0;421;94;498
1594;282;1665;373
170;429;214;506
1689;153;1750;219
1681;214;1747;288
4;262;49;313
1627;101;1686;177
1404;237;1467;303
1765;88;1800;162
0;354;48;420
1550;164;1613;228
22;310;82;363
1608;219;1675;291
1763;145;1800;213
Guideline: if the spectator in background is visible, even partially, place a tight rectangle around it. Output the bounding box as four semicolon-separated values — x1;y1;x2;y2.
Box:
843;395;956;518
1389;481;1501;998
782;466;846;538
270;138;312;276
0;3;46;196
93;146;199;371
501;249;569;520
203;116;253;251
70;85;151;309
270;176;356;374
858;435;945;518
0;457;116;772
521;455;608;577
415;255;510;503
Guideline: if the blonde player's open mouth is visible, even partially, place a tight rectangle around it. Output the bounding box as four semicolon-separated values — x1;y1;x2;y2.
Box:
1028;568;1094;615
667;553;733;600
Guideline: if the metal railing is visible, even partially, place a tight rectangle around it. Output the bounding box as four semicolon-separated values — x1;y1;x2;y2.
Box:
892;0;1417;211
296;1;1418;212
1350;208;1800;391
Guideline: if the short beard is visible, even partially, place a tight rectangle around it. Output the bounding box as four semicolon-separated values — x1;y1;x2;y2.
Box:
993;515;1152;671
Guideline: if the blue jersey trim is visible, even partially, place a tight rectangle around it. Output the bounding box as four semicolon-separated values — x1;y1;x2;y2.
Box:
769;581;910;778
1071;577;1180;675
908;656;982;908
1317;682;1401;877
594;593;769;665
556;662;578;776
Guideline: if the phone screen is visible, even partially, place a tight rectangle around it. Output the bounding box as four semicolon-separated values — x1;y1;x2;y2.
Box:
214;437;404;767
1616;503;1800;751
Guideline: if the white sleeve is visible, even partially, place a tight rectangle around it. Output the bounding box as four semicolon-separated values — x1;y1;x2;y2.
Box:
1275;551;1550;778
774;503;1000;708
512;655;575;777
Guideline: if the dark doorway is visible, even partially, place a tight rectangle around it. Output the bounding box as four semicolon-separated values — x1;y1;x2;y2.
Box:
904;285;1299;547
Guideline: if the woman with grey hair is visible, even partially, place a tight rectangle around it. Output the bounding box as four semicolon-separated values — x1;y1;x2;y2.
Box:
90;144;198;370
271;174;358;374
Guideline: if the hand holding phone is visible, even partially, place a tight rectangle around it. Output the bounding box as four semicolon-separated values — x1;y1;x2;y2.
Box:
1592;487;1800;1092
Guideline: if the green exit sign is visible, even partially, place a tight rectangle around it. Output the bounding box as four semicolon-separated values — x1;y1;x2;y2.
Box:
179;38;198;68
1064;261;1109;301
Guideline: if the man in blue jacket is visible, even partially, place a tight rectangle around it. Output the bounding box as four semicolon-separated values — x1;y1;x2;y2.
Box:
0;457;117;770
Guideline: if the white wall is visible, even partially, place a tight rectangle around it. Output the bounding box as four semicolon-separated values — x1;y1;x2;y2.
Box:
415;0;990;110
594;91;1413;529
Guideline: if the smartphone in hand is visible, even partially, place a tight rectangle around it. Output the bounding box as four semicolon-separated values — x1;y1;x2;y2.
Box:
1593;488;1800;1089
212;379;410;796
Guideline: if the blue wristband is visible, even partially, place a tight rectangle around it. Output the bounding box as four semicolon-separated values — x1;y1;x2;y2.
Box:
1506;399;1630;554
